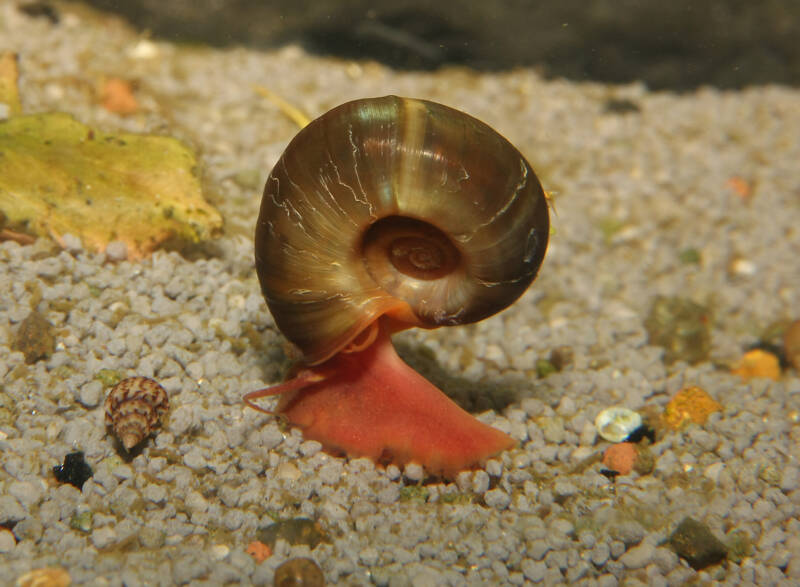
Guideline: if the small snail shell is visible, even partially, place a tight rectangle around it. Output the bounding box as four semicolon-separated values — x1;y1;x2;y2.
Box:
784;319;800;371
273;557;325;587
595;407;643;443
16;567;72;587
255;95;549;365
104;376;168;450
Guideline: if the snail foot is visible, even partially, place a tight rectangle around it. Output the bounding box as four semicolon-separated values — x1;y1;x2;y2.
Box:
246;327;514;478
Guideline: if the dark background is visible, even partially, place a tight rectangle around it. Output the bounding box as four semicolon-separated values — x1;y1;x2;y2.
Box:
67;0;800;90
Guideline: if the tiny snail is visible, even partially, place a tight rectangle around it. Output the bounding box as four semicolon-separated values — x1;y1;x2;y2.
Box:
104;376;169;451
273;557;325;587
245;95;549;477
595;407;643;443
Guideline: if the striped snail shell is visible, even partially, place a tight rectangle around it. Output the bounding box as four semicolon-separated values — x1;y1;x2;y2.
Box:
255;95;549;365
104;376;168;451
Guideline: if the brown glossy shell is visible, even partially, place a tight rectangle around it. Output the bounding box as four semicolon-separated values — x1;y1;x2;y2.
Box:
784;319;800;371
16;567;71;587
273;557;325;587
255;95;549;365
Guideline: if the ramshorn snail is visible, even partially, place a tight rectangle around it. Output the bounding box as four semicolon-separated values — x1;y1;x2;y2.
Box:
245;95;549;477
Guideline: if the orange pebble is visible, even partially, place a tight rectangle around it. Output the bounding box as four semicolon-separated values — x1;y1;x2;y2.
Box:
730;349;781;381
725;176;752;200
602;442;637;476
663;386;722;430
100;77;139;115
246;540;272;563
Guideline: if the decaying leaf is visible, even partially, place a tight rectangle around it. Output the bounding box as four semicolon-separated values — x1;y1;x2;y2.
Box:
0;111;222;259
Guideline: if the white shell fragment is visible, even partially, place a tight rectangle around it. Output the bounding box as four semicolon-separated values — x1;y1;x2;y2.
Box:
594;407;642;443
104;377;169;450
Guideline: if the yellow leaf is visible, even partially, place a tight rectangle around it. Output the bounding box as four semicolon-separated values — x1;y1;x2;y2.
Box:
0;112;222;258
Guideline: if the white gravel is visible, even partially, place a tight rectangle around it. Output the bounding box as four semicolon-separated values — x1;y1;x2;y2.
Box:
1;3;800;586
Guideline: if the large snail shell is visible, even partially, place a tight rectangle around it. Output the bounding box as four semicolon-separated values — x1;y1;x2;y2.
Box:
256;95;549;365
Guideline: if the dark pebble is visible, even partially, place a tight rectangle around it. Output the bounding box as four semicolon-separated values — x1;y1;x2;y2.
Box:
12;310;55;364
668;517;728;570
53;451;93;489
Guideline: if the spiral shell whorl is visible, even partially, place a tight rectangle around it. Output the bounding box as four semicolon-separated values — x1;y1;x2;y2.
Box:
256;95;549;365
104;376;168;450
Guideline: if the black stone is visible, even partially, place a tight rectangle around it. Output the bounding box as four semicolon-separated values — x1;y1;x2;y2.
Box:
53;451;93;489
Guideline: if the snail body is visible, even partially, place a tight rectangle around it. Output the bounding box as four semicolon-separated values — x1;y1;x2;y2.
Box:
246;96;549;477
